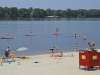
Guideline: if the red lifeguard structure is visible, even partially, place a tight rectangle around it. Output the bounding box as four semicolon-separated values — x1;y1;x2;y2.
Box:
79;41;100;70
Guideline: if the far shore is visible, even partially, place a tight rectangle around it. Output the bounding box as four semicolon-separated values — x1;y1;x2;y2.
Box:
0;18;100;21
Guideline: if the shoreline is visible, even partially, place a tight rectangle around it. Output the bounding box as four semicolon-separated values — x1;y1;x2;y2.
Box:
15;50;75;57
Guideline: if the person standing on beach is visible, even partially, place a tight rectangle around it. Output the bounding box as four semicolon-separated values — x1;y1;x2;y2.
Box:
4;46;11;58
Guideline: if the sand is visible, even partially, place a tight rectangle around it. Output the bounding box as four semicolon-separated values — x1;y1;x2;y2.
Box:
0;52;100;75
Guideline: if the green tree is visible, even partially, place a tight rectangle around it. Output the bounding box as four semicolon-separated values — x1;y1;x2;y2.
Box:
9;7;18;19
0;7;4;19
31;8;46;18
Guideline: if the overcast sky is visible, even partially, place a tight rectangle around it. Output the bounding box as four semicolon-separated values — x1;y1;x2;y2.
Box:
0;0;100;9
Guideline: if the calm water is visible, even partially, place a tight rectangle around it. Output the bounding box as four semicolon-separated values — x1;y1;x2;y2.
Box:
0;20;100;55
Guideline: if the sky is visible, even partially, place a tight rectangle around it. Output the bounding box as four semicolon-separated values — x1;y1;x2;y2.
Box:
0;0;100;9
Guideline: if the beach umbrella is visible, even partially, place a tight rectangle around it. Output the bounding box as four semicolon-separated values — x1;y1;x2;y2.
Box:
16;47;28;51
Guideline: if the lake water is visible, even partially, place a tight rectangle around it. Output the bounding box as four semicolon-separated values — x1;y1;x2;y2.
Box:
0;20;100;55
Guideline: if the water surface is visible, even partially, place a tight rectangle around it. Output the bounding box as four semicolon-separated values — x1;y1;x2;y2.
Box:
0;20;100;55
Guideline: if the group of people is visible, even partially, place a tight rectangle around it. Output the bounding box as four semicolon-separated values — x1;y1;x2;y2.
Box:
0;47;10;65
0;47;16;65
4;46;16;58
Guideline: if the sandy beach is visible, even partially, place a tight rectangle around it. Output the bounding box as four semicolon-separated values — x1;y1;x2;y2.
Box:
0;52;100;75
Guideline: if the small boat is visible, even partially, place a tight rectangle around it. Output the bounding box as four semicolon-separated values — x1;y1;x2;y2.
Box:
0;32;15;39
24;34;33;36
0;37;14;39
24;32;36;37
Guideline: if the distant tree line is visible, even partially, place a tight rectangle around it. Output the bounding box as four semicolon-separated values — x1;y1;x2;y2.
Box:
0;7;100;20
